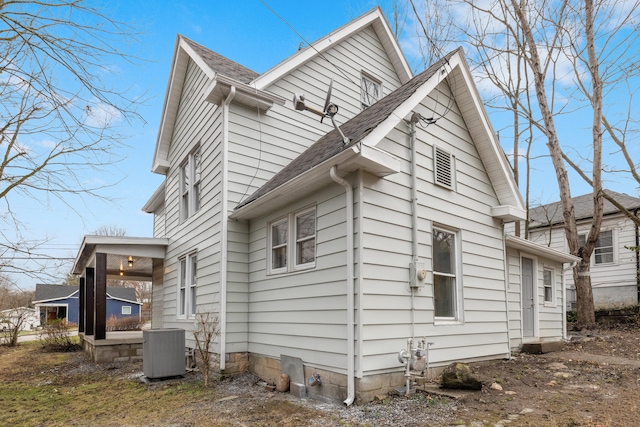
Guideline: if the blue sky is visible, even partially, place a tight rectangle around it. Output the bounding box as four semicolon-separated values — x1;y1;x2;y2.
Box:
8;0;639;290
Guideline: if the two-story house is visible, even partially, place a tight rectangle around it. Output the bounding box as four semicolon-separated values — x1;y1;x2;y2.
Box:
528;190;640;309
72;8;578;404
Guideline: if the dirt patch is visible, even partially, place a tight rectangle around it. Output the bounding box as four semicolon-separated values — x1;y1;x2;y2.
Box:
1;329;639;426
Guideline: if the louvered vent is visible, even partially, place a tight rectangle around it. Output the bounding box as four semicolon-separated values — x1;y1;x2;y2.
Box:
434;146;453;189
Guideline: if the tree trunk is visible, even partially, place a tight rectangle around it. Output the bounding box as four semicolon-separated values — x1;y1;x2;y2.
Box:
573;259;596;328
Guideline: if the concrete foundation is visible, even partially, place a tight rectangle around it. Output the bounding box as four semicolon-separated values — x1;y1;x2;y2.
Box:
81;331;143;364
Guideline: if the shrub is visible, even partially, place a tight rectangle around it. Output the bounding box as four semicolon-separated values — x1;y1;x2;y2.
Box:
106;314;144;331
39;320;79;351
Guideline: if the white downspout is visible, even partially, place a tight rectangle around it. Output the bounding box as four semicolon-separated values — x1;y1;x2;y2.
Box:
502;233;512;358
357;168;364;379
330;165;354;406
220;86;236;371
409;115;419;340
562;261;577;341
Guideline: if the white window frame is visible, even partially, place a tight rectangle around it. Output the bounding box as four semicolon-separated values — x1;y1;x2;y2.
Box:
543;267;556;307
432;225;463;323
177;252;198;319
578;229;615;265
180;147;201;222
361;72;382;109
121;306;132;315
268;207;316;275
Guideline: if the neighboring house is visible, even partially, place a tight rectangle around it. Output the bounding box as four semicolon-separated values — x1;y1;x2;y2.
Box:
33;284;141;324
527;191;640;309
0;307;39;331
72;8;578;403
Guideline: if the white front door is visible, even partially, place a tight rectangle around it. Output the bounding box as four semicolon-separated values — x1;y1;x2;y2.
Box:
522;257;535;337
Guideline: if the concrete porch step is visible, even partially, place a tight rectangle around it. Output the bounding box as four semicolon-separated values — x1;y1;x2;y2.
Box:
521;341;564;354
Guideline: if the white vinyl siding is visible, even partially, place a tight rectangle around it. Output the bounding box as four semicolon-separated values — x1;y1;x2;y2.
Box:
530;217;636;308
359;78;509;374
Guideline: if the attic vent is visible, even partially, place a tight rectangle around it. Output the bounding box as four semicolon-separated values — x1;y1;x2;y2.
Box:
434;146;454;189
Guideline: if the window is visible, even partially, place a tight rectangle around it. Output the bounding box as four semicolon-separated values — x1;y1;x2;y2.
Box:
434;146;455;189
361;73;381;109
543;268;554;304
121;306;132;315
578;230;614;264
433;227;460;320
180;147;201;221
178;253;197;318
269;207;316;274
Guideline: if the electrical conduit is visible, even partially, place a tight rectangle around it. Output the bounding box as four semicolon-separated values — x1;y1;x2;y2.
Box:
330;165;355;406
220;86;236;371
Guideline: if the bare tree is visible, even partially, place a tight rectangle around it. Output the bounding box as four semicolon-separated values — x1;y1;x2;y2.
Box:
0;275;35;346
407;0;640;327
0;1;145;280
193;310;221;387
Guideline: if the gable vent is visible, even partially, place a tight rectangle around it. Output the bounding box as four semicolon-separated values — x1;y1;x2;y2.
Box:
434;146;454;189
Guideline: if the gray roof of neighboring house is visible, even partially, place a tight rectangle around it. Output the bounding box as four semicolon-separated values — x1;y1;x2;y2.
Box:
182;37;259;84
529;190;640;227
235;47;461;210
33;284;139;304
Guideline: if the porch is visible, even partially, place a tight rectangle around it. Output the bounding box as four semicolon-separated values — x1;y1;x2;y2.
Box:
73;236;168;363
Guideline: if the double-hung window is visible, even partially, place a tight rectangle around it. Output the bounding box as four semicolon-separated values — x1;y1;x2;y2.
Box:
180;147;201;222
433;227;461;321
543;268;555;305
361;72;382;109
178;253;197;318
578;230;614;264
269;207;316;274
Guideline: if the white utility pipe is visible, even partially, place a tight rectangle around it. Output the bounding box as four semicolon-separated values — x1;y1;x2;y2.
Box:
409;114;419;340
220;86;236;371
501;233;512;359
330;165;355;406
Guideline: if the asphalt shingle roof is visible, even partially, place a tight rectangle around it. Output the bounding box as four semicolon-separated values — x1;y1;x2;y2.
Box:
235;48;462;210
33;284;139;303
183;37;259;84
529;190;640;227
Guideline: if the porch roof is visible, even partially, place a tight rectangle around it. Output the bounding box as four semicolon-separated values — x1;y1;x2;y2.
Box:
72;236;168;281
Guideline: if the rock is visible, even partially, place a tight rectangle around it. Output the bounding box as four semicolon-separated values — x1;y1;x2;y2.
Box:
490;382;503;391
276;373;290;392
440;363;483;390
374;394;387;401
504;390;517;395
546;380;557;386
554;372;572;378
520;408;534;415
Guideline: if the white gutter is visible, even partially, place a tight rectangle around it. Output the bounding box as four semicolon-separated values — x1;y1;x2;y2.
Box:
330;166;355;406
220;86;236;371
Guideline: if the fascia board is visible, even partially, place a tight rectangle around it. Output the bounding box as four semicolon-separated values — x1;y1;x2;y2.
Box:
455;53;525;211
230;146;360;220
203;74;286;110
142;180;166;213
105;294;143;305
491;205;527;221
359;55;458;148
505;235;580;263
253;8;411;90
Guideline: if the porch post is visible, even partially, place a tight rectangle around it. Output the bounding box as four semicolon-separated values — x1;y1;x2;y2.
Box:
85;267;95;336
78;277;85;333
95;252;107;340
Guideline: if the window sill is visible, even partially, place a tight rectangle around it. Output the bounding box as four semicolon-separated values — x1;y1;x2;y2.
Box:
267;264;316;276
434;318;463;326
543;302;556;308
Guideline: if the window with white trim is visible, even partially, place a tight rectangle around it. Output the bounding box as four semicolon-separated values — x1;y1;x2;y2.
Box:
361;73;381;109
578;230;614;264
269;207;316;274
178;253;197;318
121;306;132;315
433;227;461;320
543;268;554;304
434;146;455;189
180;147;201;222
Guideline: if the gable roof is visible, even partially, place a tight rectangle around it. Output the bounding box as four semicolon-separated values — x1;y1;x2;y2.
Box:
33;284;78;302
33;284;140;305
529;190;640;228
232;48;525;221
150;7;411;175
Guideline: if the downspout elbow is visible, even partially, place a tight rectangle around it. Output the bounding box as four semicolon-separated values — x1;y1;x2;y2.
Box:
330;165;355;406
